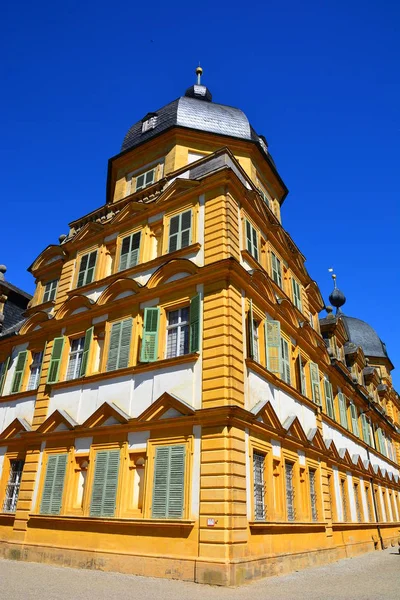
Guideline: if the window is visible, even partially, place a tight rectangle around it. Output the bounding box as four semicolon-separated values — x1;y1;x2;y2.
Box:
141;115;157;132
350;402;359;437
257;187;270;209
3;460;24;513
0;358;9;395
166;307;190;359
253;452;266;520
376;428;386;456
135;168;155;191
354;483;362;522
77;251;97;288
66;337;85;381
281;338;291;385
43;279;58;303
309;362;321;405
40;454;68;515
285;462;295;521
271;252;282;288
106;319;132;372
265;319;281;374
361;413;371;446
338;391;348;429
245;220;259;261
90;450;120;517
152;445;186;519
248;301;260;362
291;278;302;311
119;231;141;271
10;351;28;394
341;478;349;521
364;484;374;522
309;469;318;522
47;338;65;384
27;351;44;391
168;210;192;253
324;377;335;419
296;354;307;396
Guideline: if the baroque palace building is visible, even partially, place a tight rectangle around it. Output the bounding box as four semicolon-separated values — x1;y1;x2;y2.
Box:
0;68;399;586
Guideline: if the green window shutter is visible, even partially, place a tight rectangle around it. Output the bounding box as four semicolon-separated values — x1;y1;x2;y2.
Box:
141;307;160;362
271;253;282;287
152;445;185;519
168;210;192;253
168;215;180;253
248;300;255;359
265;319;281;374
106;319;132;371
90;450;120;517
350;403;359;437
119;231;141;271
298;354;307;396
77;251;97;287
292;279;302;311
376;428;386;455
189;294;201;353
79;327;94;377
10;351;28;394
281;338;291;384
180;210;192;249
47;337;65;384
0;357;10;396
361;413;370;445
338;392;348;428
324;378;335;419
40;454;67;515
309;362;321;405
246;220;253;254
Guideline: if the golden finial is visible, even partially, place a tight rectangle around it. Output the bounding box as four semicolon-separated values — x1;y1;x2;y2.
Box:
328;267;337;289
196;64;203;85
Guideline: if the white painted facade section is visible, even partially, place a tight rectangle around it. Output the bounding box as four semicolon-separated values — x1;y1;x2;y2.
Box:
322;420;399;477
191;425;201;518
298;450;306;466
128;431;149;450
332;465;343;521
346;472;357;522
359;477;370;521
247;367;317;434
75;437;93;454
378;485;387;521
82;285;107;303
0;446;7;481
271;439;281;458
48;360;199;424
31;441;46;512
0;396;35;434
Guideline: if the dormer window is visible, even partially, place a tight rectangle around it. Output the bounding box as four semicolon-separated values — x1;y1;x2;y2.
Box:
135;168;155;192
141;114;158;133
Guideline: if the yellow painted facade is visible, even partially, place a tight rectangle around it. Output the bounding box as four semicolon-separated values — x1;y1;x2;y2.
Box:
0;74;399;586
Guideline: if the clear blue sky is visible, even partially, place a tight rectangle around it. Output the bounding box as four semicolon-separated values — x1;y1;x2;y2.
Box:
1;1;399;386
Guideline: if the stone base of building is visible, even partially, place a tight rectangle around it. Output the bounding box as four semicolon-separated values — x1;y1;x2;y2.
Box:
0;533;399;586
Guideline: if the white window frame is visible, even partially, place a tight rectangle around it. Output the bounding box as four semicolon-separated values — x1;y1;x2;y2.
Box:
292;278;302;311
245;219;259;262
271;252;282;287
43;279;58;303
66;337;85;381
166;307;190;359
252;320;260;363
141;115;157;133
3;459;24;513
27;351;44;391
135;167;156;192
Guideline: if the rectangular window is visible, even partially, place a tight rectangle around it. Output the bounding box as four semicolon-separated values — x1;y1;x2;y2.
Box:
285;462;295;521
90;450;120;517
27;351;44;391
47;337;65;384
43;279;58;303
309;469;318;522
257;187;270;209
106;319;132;372
350;403;359;437
168;210;192;253
341;479;348;521
354;483;362;522
152;445;186;519
296;354;307;396
291;278;302;311
309;362;321;405
0;358;10;396
338;391;348;429
10;351;28;394
324;377;335;420
135;168;155;191
40;454;68;515
77;251;97;288
3;460;24;513
361;413;371;446
119;231;141;271
253;452;266;520
66;337;85;381
364;484;373;522
245;220;259;261
271;253;282;288
281;338;291;385
166;307;190;359
265;319;281;374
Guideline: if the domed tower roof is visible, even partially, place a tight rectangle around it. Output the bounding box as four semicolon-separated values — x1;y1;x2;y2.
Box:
121;68;266;154
342;316;391;362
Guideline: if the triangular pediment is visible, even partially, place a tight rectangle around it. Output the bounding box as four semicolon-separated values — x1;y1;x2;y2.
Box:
324;438;342;461
137;392;195;422
37;409;77;434
155;178;199;205
70;222;103;245
80;402;130;429
352;454;364;470
0;417;32;440
282;415;309;444
109;201;148;227
338;447;353;466
251;399;282;431
307;427;326;451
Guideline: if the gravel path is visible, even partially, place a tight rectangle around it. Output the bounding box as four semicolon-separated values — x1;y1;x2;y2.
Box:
1;547;400;599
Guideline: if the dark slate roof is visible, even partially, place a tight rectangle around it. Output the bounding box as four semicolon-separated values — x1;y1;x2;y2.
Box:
1;280;32;301
121;93;261;153
342;316;390;361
